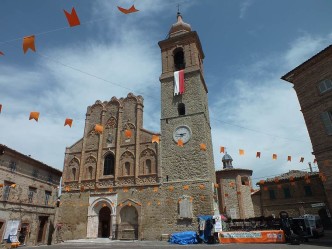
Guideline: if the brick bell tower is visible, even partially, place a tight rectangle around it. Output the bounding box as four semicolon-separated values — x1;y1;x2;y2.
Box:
158;12;217;216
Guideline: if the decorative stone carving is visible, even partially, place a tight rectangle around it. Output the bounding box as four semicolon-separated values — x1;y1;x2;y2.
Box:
120;151;135;160
122;122;136;130
116;177;135;186
136;175;158;185
105;117;117;129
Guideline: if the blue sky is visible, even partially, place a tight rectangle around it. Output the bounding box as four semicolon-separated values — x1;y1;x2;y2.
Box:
1;0;332;183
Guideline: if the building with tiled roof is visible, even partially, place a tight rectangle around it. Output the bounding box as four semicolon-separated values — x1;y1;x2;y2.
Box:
253;170;332;229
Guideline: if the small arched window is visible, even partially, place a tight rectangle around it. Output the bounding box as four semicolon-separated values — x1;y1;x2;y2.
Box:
88;166;93;179
174;48;185;70
145;159;152;174
178;103;186;116
104;154;115;176
72;168;77;181
125;162;131;176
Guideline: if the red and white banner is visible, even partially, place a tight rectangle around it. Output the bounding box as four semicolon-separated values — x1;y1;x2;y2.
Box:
174;70;185;95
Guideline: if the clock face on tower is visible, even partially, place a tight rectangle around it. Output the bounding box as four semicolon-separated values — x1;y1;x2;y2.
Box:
173;125;192;144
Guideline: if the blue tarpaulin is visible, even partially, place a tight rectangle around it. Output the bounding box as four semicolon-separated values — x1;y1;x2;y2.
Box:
169;231;198;245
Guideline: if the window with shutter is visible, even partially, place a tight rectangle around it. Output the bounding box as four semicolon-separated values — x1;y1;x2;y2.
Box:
321;111;332;135
318;79;332;94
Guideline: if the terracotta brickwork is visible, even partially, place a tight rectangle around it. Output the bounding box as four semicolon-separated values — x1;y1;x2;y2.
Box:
281;45;332;217
216;169;255;219
256;170;331;228
0;144;61;246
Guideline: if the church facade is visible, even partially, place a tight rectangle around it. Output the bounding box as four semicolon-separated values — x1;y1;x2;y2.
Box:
56;14;217;241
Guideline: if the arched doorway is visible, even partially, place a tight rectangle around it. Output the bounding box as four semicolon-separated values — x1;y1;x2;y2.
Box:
119;206;138;240
98;206;111;238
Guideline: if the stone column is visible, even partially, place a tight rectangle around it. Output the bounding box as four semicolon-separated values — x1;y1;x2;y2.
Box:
87;214;98;238
110;214;117;239
96;109;106;180
135;102;143;183
79;111;90;182
114;107;123;182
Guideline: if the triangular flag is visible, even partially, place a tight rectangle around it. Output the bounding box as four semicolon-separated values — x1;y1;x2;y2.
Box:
64;118;73;127
287;156;292;162
117;5;139;14
152;135;160;144
177;139;184;147
200;143;206;151
29;112;40;121
94;124;103;134
272;154;277;160
239;149;244;156
0;51;4;56
0;104;2;113
11;184;16;188
64;8;80;27
256;152;261;158
220;146;225;153
23;35;36;54
300;157;304;163
124;129;132;138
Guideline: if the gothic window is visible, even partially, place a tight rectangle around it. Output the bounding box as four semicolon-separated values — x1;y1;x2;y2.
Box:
72;168;77;181
178;103;185;116
104;154;115;176
174;48;185;70
124;162;131;176
145;159;151;174
88;166;93;179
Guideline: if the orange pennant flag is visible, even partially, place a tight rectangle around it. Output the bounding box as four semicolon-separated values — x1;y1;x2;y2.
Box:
117;5;139;14
65;186;70;192
153;187;158;192
23;35;36;54
11;184;16;188
64;8;80;27
199;184;205;190
177;139;184;147
124;129;132;138
220;146;225;153
200;143;207;151
272;154;277;160
287;156;292;162
0;104;2;113
123;187;129;193
256;152;261;158
300;157;304;163
168;186;174;191
95;124;103;134
64;118;73;127
29;112;40;121
183;185;189;190
239;149;244;156
0;51;4;56
259;180;265;185
152;135;160;144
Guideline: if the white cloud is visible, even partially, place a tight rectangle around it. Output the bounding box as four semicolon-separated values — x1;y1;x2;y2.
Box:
209;31;332;183
239;0;255;19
